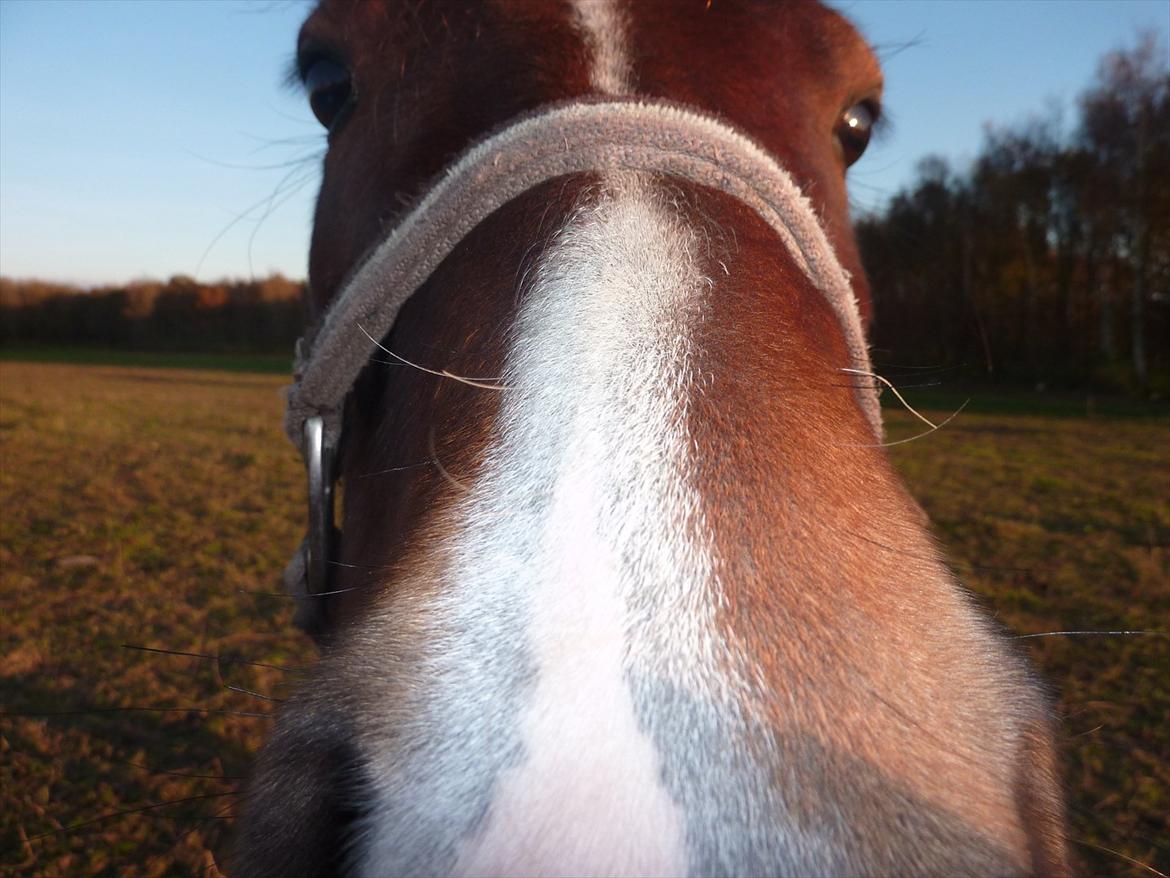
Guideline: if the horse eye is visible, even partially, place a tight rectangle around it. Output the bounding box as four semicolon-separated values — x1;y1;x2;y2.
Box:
304;57;354;131
836;100;877;167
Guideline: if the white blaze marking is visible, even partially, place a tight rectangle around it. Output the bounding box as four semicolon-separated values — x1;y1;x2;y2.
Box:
445;176;716;876
572;0;633;95
441;5;721;868
354;175;725;877
357;7;736;874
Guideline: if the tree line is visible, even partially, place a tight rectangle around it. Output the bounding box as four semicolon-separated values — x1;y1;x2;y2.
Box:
858;32;1168;395
1;35;1166;393
0;274;305;354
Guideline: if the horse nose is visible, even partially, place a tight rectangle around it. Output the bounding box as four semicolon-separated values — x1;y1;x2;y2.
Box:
232;700;369;878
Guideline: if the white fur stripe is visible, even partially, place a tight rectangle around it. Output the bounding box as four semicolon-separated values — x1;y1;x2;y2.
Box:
572;0;633;95
439;177;711;876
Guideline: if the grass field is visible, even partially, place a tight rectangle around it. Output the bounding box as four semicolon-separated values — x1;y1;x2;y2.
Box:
1;358;1167;876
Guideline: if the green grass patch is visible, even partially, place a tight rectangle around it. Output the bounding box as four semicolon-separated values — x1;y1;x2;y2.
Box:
881;383;1170;419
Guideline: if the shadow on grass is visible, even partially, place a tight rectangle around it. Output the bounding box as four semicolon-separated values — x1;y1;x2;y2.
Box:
1;671;262;873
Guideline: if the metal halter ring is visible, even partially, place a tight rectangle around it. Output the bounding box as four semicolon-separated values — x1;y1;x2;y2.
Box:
303;415;337;598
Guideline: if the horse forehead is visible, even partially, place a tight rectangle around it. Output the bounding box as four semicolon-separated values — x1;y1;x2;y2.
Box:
299;0;881;308
301;0;881;83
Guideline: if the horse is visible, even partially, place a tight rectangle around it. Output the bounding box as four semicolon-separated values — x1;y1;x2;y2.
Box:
233;1;1071;875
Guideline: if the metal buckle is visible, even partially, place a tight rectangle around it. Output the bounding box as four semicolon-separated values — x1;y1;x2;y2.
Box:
303;415;336;597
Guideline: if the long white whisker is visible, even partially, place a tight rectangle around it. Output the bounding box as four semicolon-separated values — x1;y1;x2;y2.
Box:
840;401;969;449
841;366;937;429
1015;630;1167;639
359;324;510;391
1072;839;1169;878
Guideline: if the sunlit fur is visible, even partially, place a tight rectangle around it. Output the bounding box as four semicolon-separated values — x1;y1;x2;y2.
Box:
351;175;709;876
232;2;1071;875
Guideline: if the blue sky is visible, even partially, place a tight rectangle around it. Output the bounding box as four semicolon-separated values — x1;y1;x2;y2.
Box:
0;0;1166;285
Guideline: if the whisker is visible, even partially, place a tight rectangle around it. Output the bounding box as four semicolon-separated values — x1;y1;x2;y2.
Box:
326;559;390;570
873;379;944;390
225;684;285;703
868;361;966;373
355;460;431;478
1071;839;1169;878
27;792;243;842
115;760;243;782
366;355;511;390
841;366;938;429
243;573;388;599
871;34;927;63
246;164;319;279
842;400;969;449
180;147;322;173
193;158;319;280
122;643;300;673
831;379;944;390
1014;630;1167;640
3;706;272;719
360;324;510;390
241;586;351;599
238;555;397;598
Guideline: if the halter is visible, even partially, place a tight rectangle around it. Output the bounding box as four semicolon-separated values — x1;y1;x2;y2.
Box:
283;97;883;613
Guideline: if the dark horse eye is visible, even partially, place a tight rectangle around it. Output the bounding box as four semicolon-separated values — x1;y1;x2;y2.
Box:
304;57;354;131
836;100;877;167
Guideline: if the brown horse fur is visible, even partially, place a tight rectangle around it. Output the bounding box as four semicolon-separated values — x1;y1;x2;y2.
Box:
233;2;1071;876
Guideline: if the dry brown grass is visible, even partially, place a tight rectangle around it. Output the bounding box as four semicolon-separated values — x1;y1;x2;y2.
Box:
1;362;310;876
1;360;1166;876
885;403;1170;877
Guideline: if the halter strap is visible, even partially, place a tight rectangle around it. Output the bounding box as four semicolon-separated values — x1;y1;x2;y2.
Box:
283;98;883;604
286;98;881;453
